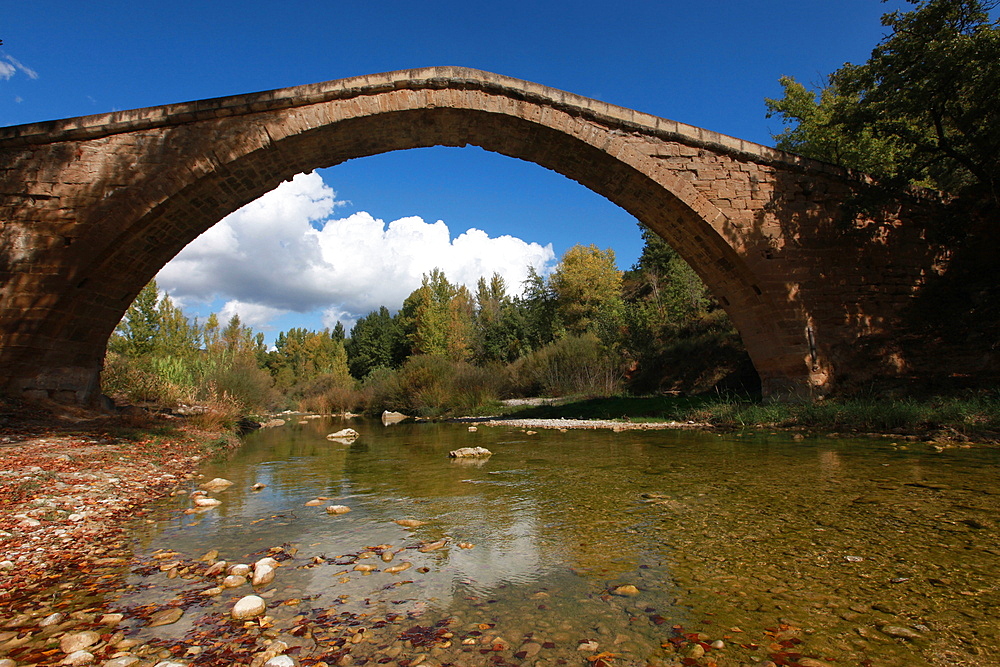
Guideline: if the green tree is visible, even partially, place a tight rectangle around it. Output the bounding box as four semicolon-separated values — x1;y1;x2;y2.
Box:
112;280;161;356
346;306;407;378
399;269;474;361
549;244;624;338
766;0;1000;207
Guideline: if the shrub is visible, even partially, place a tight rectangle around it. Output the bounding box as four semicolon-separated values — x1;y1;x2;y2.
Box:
510;334;623;397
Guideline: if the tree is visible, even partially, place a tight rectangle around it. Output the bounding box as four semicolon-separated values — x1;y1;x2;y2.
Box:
399;269;474;361
346;306;407;378
549;244;624;338
766;0;1000;208
113;280;161;356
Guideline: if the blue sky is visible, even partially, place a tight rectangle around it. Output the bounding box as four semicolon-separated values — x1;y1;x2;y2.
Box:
1;1;912;340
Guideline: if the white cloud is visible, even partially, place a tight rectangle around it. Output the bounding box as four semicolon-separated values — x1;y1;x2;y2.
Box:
157;172;555;331
1;56;38;80
218;300;289;329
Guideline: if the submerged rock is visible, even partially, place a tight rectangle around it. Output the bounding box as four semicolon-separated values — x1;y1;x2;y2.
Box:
60;631;100;654
449;447;492;458
148;607;184;627
193;496;222;508
394;519;428;528
326;505;351;515
611;584;640;597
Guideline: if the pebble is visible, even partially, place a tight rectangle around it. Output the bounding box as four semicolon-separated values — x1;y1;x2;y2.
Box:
880;625;922;640
232;595;267;620
252;563;276;586
229;563;251;577
103;657;141;667
60;650;95;666
193;497;222;508
394;519;427;528
264;656;296;667
385;562;412;574
40;612;65;626
148;607;184;627
223;574;247;588
611;585;640;597
326;505;351;515
60;631;101;653
199;478;233;493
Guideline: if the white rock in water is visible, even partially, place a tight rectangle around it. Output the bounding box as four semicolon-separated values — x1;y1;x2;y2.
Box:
326;428;359;442
264;656;296;667
252;563;275;586
223;574;246;588
40;612;65;626
228;563;251;577
194;497;222;507
256;557;279;569
232;595;267;620
381;410;409;425
326;505;351;515
199;477;234;492
449;447;492;458
252;482;267;491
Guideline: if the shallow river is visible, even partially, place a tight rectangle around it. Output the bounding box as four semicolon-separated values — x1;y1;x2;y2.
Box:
116;420;998;667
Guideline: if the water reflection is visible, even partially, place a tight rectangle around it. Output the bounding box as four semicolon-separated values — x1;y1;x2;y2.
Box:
113;420;1000;667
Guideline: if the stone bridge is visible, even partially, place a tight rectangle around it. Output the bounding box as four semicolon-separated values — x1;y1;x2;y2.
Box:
0;66;947;404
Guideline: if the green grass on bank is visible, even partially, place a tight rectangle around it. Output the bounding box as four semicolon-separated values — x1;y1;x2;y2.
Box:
499;393;1000;440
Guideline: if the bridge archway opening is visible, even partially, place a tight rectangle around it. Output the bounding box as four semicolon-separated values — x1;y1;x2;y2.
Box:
149;144;756;394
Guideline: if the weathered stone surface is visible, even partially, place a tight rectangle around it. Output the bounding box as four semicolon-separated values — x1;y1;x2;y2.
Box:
449;447;492;458
0;67;964;404
326;428;359;442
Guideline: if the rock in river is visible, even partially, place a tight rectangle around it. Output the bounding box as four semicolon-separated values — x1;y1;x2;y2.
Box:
382;410;409;425
252;562;275;586
199;477;233;493
60;631;101;654
880;625;923;640
326;428;360;442
232;595;267;620
148;607;184;627
449;447;492;458
326;505;351;515
611;584;640;597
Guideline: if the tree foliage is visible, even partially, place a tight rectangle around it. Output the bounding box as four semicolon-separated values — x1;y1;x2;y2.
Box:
766;0;1000;208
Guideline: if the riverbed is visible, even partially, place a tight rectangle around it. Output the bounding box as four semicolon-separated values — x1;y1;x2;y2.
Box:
4;418;999;667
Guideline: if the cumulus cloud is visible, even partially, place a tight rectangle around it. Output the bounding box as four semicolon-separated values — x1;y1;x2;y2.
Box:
157;172;555;330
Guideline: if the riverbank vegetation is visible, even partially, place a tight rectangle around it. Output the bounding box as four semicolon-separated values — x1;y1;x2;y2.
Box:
102;222;752;422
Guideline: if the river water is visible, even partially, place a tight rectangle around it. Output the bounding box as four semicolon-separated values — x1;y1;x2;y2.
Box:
113;419;998;667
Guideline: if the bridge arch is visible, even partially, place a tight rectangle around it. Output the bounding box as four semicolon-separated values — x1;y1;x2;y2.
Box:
0;67;944;403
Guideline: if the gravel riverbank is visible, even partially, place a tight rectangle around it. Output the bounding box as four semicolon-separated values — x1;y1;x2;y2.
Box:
0;404;223;609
